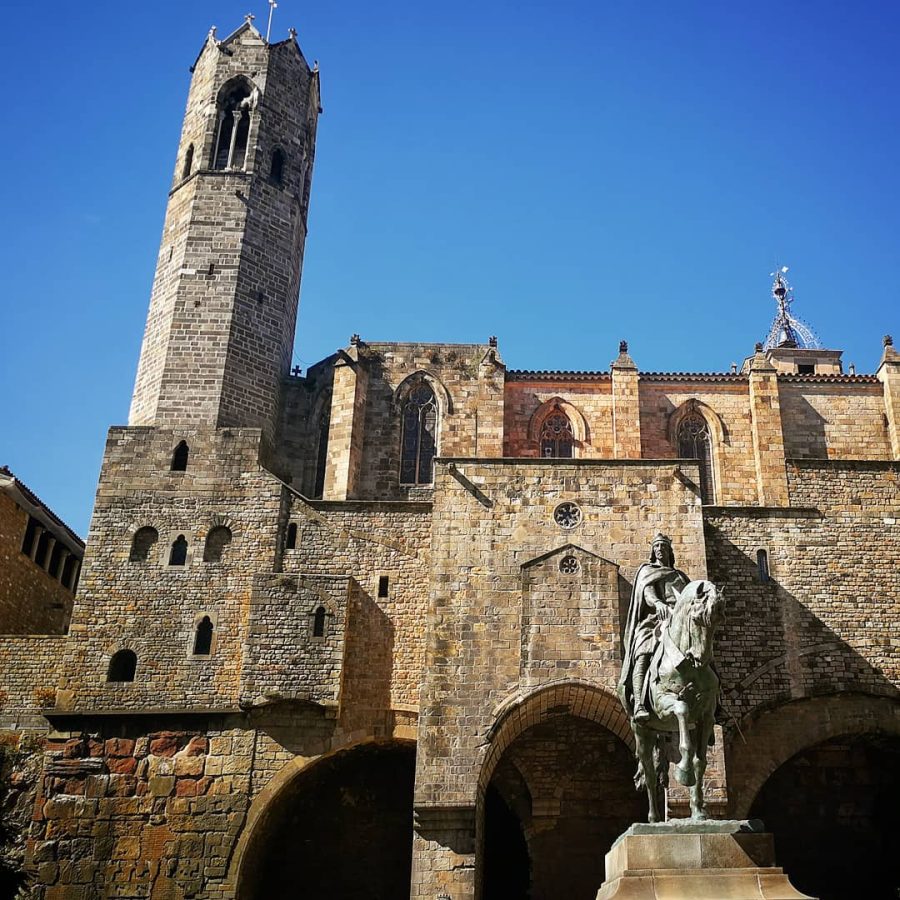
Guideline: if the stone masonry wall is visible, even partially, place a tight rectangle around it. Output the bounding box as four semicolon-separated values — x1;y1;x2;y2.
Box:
57;427;285;713
706;460;900;730
0;494;73;635
0;636;67;728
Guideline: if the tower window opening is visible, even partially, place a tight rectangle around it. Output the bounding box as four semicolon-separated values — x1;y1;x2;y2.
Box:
169;534;188;567
21;516;39;556
212;80;255;171
540;410;574;458
313;605;326;638
797;364;815;375
130;526;159;563
678;413;716;504
285;522;298;550
35;531;51;569
757;549;770;583
171;440;189;472
193;616;214;655
62;554;78;591
107;649;137;683
399;383;437;485
203;526;232;563
182;143;194;180
49;543;65;579
270;148;285;185
378;575;389;598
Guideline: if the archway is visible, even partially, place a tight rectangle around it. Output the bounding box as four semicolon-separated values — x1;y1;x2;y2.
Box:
237;741;415;900
749;733;900;900
482;713;642;900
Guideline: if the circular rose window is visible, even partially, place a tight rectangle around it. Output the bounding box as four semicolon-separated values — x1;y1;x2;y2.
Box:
559;555;580;574
553;502;582;529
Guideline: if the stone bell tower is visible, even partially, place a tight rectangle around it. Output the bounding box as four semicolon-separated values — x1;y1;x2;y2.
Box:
129;18;320;439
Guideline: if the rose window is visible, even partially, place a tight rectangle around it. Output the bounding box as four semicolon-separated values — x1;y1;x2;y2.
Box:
553;502;582;528
559;555;580;574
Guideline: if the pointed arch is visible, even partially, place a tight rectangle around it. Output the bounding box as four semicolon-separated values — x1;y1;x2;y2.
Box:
667;398;725;504
526;397;589;456
392;370;453;417
394;372;450;487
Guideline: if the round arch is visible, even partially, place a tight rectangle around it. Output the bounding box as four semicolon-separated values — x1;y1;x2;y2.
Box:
726;692;900;818
229;736;416;900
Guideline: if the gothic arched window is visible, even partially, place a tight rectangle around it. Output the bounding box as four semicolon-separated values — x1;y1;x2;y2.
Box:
540;410;575;458
169;535;188;567
399;383;437;485
678;413;715;504
212;79;255;171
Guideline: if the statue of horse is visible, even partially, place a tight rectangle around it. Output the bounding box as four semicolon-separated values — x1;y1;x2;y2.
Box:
630;579;726;822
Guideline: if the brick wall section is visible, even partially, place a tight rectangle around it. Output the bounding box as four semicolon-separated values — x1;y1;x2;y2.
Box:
503;379;614;457
779;379;890;459
129;29;319;439
57;426;285;713
638;379;758;505
0;494;72;634
706;460;899;727
0;636;67;728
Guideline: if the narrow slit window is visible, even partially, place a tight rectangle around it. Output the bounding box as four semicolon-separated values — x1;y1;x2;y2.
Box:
182;143;194;180
169;535;188;567
171;441;189;472
313;606;326;638
285;522;298;550
757;549;770;583
270;148;285;185
378;575;389;598
107;649;137;683
193;616;214;655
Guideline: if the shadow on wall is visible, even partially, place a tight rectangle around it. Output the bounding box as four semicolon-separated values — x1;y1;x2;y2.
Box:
781;394;828;459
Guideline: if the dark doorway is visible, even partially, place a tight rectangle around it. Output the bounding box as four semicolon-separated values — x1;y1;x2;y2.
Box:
750;734;900;900
483;715;642;900
240;741;415;900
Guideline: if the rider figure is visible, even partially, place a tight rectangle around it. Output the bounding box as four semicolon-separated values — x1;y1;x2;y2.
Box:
618;533;689;723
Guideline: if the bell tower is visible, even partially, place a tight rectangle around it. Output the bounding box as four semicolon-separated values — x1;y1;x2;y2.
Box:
128;19;320;438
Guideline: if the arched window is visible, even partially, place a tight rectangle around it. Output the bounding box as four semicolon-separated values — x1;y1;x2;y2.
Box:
130;526;158;563
182;143;194;180
313;606;326;638
285;522;298;550
212;79;255;171
171;440;189;472
314;406;330;499
193;616;214;655
400;383;437;485
107;649;137;683
169;534;188;567
203;526;232;563
540;410;575;458
678;413;715;504
270;148;285;185
757;549;770;583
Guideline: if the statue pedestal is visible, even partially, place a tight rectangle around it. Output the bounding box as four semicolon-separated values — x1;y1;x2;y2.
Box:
595;820;815;899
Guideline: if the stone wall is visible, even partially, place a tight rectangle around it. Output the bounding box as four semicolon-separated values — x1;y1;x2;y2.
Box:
0;636;66;728
0;494;73;635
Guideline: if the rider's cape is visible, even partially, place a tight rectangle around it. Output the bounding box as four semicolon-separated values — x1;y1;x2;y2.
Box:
617;562;689;716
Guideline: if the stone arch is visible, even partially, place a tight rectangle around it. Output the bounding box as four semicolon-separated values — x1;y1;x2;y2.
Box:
526;397;589;448
667;398;725;504
727;692;900;818
392;369;454;417
229;736;416;900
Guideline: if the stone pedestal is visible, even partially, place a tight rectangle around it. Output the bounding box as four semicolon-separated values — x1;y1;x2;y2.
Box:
596;820;814;899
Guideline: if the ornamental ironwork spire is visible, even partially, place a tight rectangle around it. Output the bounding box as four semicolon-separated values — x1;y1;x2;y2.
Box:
763;266;821;350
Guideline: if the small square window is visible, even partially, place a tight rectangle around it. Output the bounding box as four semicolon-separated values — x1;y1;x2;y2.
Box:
797;364;815;375
378;575;389;598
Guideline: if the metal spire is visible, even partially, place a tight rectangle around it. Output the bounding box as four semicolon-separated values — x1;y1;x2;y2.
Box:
763;267;821;350
265;1;278;42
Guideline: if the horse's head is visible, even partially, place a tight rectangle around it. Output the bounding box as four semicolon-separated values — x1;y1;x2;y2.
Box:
670;579;726;664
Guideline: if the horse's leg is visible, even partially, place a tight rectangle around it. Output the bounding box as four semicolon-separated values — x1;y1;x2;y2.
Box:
672;701;696;787
635;726;660;823
690;714;714;820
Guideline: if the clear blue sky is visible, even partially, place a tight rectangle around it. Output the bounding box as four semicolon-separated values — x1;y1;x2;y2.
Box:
1;1;897;537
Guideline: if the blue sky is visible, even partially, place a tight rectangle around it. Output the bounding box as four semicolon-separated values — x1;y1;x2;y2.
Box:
1;0;897;536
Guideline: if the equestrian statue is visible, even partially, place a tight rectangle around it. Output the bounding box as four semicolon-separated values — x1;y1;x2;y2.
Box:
617;533;727;822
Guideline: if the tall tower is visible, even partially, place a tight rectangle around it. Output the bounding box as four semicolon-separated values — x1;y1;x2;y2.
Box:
129;19;320;438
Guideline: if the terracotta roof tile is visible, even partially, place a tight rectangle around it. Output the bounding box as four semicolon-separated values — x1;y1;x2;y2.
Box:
0;466;84;549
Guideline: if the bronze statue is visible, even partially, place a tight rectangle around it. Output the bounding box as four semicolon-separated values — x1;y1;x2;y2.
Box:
618;534;727;822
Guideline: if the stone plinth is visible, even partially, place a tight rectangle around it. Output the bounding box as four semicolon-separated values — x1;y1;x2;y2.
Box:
596;820;814;899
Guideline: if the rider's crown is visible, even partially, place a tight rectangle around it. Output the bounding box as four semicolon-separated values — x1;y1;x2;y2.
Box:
652;532;672;547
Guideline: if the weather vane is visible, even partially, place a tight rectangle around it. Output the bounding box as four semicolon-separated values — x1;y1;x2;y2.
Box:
763;266;821;350
266;1;278;42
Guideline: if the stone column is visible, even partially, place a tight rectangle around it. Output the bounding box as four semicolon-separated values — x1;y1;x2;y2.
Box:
611;341;642;459
748;344;790;506
877;335;900;460
323;341;368;500
42;535;57;572
29;524;43;561
410;807;476;900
